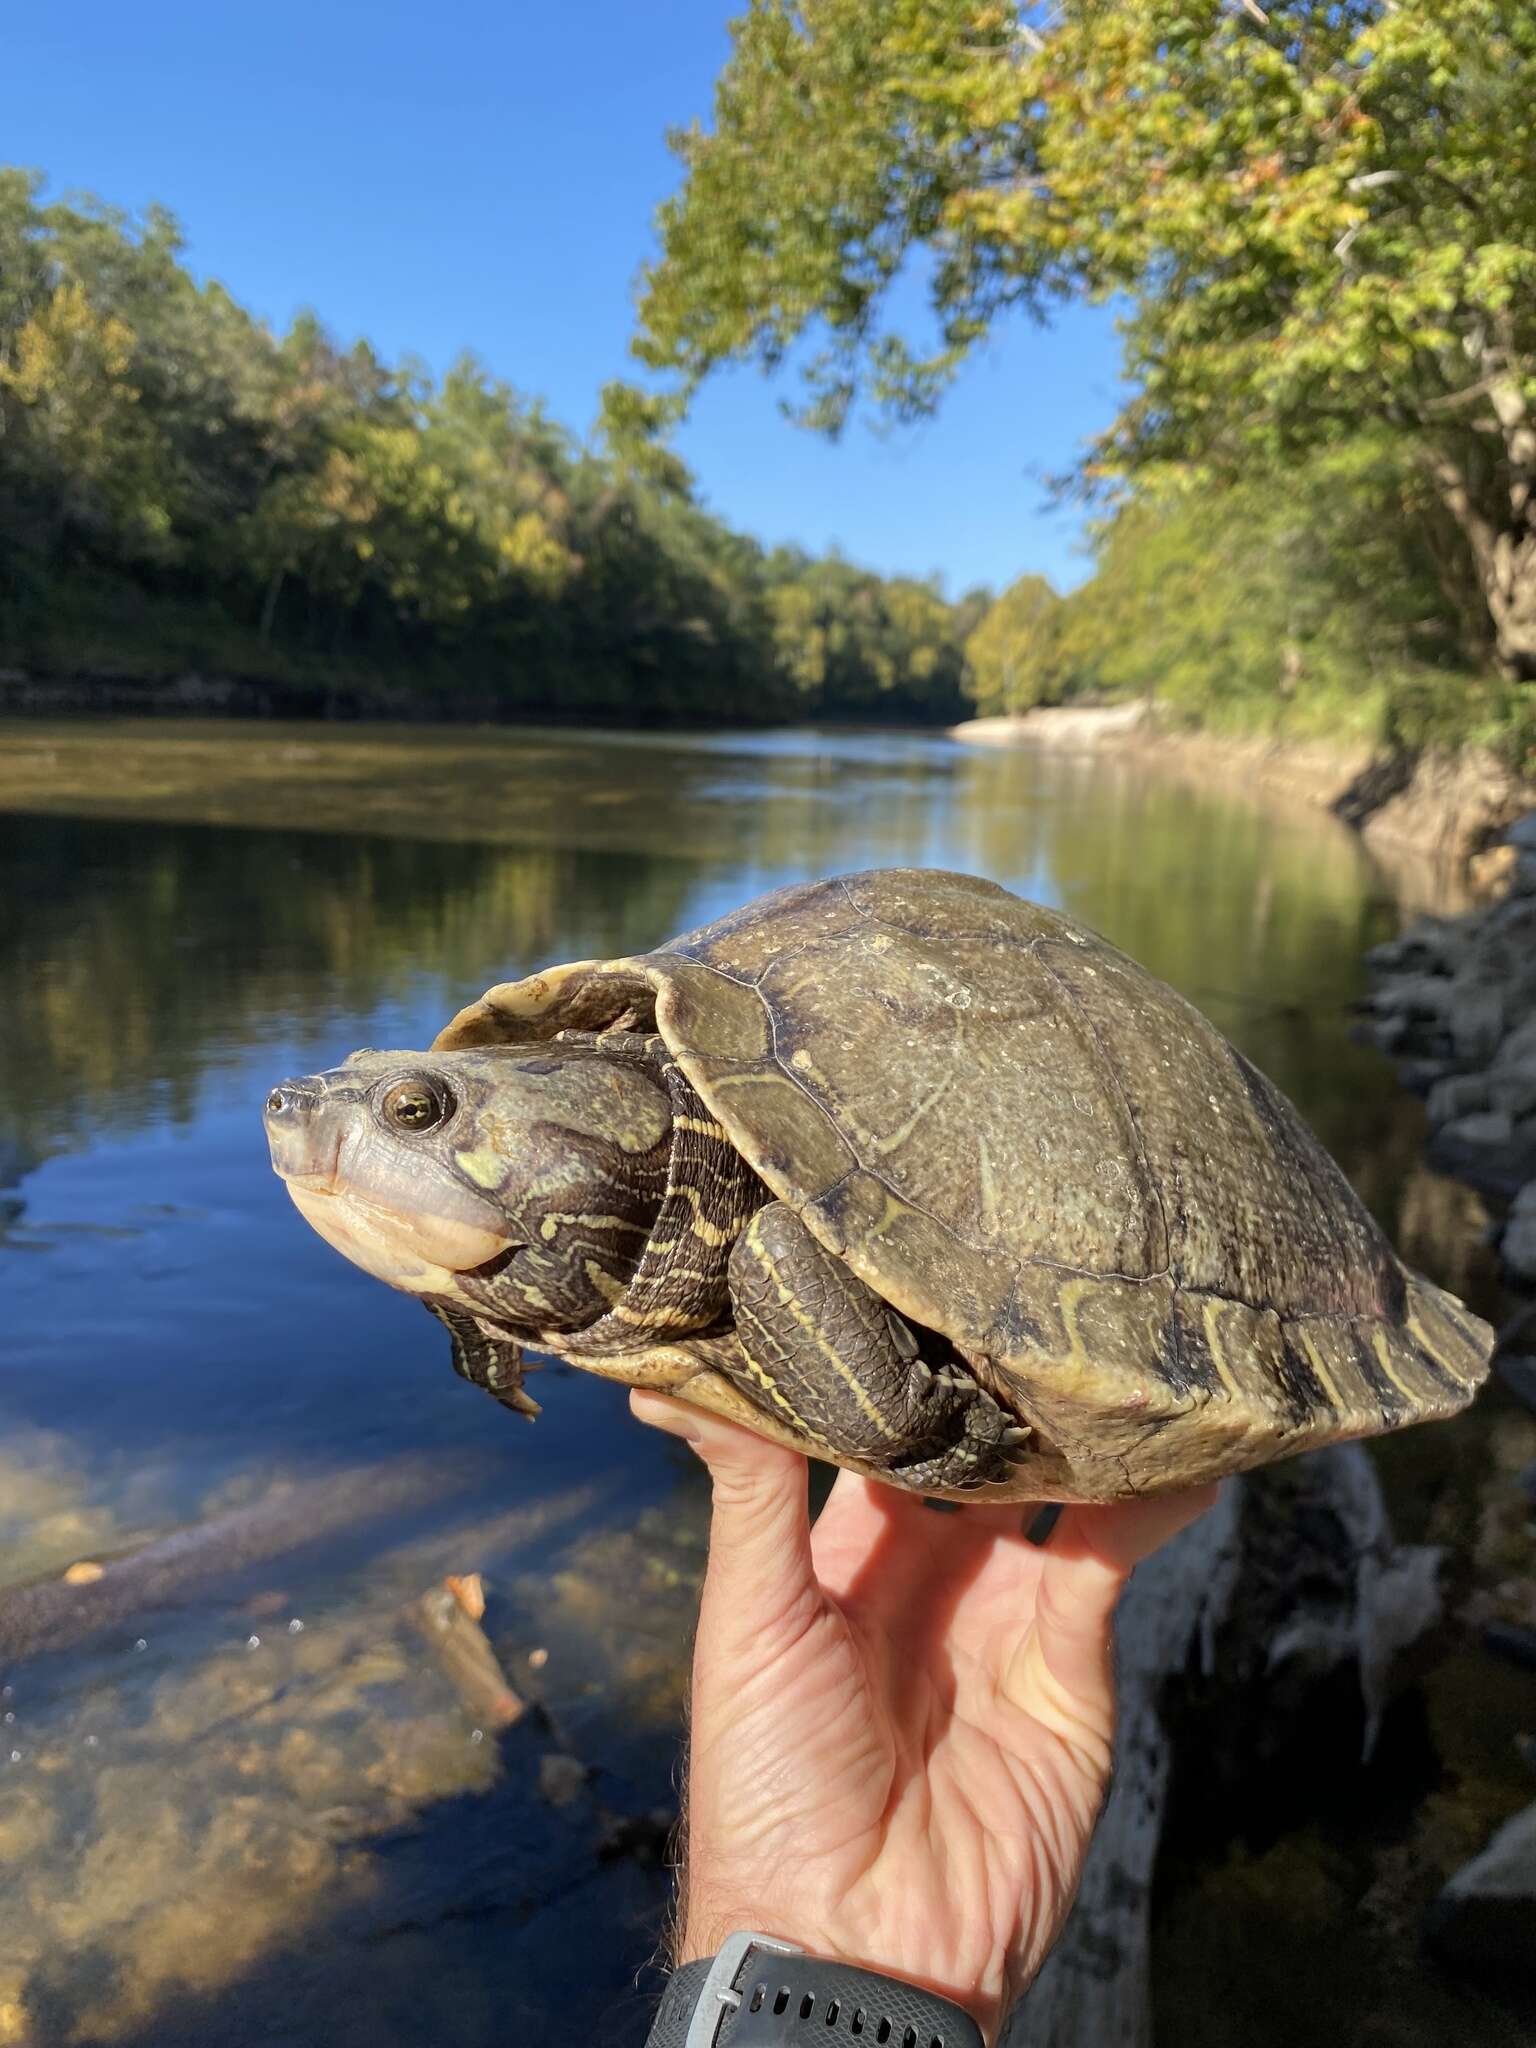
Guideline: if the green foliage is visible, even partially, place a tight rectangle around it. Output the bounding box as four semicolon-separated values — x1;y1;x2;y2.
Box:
963;573;1062;713
0;170;971;725
636;0;1536;682
762;548;971;718
970;437;1524;758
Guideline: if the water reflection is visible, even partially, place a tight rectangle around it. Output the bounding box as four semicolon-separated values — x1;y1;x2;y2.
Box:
0;722;1505;2046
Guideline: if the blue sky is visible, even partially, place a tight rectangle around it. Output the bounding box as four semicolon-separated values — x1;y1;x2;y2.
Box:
2;1;1125;595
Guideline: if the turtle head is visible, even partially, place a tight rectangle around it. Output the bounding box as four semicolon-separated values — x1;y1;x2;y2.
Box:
263;1044;672;1329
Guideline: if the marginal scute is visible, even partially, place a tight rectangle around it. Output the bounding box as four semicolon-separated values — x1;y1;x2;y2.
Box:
1404;1272;1495;1389
434;962;656;1051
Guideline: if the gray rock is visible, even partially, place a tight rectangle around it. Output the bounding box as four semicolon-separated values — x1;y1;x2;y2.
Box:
1428;1073;1492;1126
1430;1108;1534;1193
1369;974;1456;1021
1425;1799;1536;1978
1442;1108;1515;1150
1500;1355;1536;1417
1397;1055;1455;1093
1450;987;1508;1062
1503;1182;1536;1285
1505;810;1536;853
1364;920;1466;976
1490;1065;1536;1123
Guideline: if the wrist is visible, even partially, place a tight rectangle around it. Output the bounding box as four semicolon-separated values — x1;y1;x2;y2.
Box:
650;1932;990;2048
674;1918;996;2043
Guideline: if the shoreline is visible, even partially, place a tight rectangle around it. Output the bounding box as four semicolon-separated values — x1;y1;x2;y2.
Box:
951;704;1535;883
0;665;792;730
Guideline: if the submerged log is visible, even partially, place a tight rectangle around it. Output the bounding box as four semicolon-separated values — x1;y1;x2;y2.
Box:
0;1455;467;1667
414;1576;525;1730
1008;1443;1443;2048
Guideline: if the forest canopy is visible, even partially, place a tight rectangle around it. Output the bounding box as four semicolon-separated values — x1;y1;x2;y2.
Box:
0;169;977;724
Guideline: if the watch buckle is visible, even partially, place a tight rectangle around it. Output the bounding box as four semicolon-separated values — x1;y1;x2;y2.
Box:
684;1931;803;2048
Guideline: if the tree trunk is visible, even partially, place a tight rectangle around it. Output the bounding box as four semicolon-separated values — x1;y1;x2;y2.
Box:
1425;377;1536;680
1004;1444;1443;2047
1485;522;1536;678
259;564;286;644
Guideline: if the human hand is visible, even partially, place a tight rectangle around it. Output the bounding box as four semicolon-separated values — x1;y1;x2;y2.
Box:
632;1392;1217;2043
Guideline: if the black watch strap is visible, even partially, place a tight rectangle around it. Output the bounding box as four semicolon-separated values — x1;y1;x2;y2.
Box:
645;1932;985;2047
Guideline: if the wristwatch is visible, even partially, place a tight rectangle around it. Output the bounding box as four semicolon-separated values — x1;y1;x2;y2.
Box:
645;1931;986;2047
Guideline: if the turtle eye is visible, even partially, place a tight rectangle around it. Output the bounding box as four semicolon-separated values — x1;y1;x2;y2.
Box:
381;1077;454;1134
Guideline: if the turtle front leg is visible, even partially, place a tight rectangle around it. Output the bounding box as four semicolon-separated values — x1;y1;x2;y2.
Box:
724;1202;1025;1492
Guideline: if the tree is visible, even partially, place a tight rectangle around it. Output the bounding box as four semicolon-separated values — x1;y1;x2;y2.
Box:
635;0;1536;678
0;165;974;727
0;280;172;552
1002;438;1499;748
964;572;1062;713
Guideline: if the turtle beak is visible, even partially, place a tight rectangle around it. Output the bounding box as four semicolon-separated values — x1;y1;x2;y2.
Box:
263;1076;343;1189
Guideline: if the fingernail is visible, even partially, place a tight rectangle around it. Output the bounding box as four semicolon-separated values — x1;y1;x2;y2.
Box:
631;1392;702;1444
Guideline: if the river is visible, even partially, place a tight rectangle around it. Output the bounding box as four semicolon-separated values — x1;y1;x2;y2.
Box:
0;720;1525;2046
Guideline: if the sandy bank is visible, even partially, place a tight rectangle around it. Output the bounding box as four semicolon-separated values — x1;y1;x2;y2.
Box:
950;703;1150;749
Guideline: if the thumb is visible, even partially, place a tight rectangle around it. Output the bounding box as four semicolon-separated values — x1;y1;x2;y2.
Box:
630;1391;817;1651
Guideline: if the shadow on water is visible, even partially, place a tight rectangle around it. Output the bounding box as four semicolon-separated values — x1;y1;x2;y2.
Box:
66;1763;675;2048
0;721;1523;2045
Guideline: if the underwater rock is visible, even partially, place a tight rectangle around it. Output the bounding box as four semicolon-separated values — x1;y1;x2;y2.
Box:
1425;1800;1536;1979
536;1752;588;1809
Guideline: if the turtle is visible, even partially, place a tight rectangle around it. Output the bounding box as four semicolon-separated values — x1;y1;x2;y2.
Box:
263;867;1493;1502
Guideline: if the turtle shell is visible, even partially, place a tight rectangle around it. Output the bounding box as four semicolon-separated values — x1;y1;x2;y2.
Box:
435;868;1492;1500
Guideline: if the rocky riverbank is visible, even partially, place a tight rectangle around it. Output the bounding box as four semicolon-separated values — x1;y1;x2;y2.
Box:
1356;806;1536;1977
1356;808;1536;1289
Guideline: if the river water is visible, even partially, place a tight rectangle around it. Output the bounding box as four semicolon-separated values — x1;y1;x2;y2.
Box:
0;720;1525;2046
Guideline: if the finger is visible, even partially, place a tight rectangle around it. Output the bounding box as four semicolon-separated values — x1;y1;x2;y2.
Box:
1063;1480;1224;1575
999;1482;1222;1748
631;1390;817;1648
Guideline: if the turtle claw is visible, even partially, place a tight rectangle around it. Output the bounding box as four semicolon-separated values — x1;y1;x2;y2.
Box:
885;1311;920;1362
